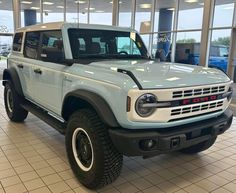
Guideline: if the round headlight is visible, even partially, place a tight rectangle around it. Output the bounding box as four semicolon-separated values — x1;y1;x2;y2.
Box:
135;94;157;117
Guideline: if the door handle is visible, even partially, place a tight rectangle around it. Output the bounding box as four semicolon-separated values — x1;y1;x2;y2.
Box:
17;64;24;69
34;68;42;74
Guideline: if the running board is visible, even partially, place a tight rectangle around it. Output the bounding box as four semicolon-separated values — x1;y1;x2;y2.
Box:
21;101;66;134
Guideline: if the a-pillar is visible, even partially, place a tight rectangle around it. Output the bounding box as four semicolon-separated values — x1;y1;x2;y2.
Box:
24;9;37;26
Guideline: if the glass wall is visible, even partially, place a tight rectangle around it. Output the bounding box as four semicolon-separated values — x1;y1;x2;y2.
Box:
66;0;88;23
119;0;132;27
43;0;64;23
89;0;112;25
208;0;234;72
20;0;41;27
0;0;14;33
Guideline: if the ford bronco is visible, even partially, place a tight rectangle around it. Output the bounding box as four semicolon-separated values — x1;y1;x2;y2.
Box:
3;22;233;189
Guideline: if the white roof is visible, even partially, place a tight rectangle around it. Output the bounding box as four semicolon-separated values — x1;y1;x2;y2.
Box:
16;22;134;33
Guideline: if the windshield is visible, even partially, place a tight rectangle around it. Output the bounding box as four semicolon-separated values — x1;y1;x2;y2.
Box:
68;28;148;60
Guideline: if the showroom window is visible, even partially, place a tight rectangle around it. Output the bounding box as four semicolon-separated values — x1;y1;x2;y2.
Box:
175;31;202;65
0;0;14;33
43;0;64;23
89;0;112;25
178;0;204;30
119;0;132;27
20;0;41;27
212;0;234;28
66;0;88;23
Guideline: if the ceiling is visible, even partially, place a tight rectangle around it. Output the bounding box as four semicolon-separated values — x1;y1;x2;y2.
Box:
0;0;234;13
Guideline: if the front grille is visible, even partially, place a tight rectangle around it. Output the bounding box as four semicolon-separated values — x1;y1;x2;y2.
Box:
173;86;225;99
171;101;224;116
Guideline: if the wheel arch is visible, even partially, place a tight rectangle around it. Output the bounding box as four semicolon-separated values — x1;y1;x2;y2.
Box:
62;90;119;128
2;68;24;96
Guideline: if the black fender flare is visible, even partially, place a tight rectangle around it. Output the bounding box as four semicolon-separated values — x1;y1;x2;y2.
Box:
2;68;24;96
62;90;120;128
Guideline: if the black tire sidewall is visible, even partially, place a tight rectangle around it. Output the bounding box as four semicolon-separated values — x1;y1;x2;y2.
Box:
65;112;105;187
4;82;15;119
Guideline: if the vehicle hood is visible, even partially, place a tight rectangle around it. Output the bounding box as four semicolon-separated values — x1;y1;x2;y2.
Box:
90;60;231;89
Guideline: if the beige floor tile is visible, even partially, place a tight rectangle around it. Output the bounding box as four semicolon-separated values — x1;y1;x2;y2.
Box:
14;164;34;174
217;170;236;181
99;187;120;193
0;189;5;193
130;178;152;190
35;166;55;177
28;186;51;193
0;175;21;188
211;188;232;193
0;168;16;179
142;186;164;193
144;173;165;185
184;184;208;193
157;181;181;193
48;181;71;193
170;176;192;188
223;182;236;193
65;178;81;189
4;183;27;193
24;178;45;191
207;175;229;186
58;170;74;180
195;179;219;192
19;171;39;182
42;173;62;185
116;182;139;193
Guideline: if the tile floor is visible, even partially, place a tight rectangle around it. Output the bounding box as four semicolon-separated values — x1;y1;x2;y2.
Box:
0;84;236;193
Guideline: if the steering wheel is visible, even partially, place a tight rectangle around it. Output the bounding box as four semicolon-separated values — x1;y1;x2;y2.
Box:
118;51;128;55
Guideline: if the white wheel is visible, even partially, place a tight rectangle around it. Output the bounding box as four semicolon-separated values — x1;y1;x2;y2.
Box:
72;127;94;171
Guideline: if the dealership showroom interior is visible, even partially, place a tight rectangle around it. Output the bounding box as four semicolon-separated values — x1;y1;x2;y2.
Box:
1;0;236;193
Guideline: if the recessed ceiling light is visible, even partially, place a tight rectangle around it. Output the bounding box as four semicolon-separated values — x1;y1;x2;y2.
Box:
57;6;64;9
198;3;204;6
44;9;51;12
96;10;105;13
31;7;40;10
85;7;95;10
43;2;54;5
185;0;198;3
0;1;2;3
75;0;86;4
21;1;32;4
109;1;122;4
139;4;152;9
167;8;175;11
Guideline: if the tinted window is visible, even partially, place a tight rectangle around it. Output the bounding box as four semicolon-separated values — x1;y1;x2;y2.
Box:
13;33;23;52
24;32;40;59
68;28;148;60
41;30;64;63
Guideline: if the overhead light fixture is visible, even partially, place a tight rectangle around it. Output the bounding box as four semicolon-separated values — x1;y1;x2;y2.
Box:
96;10;105;13
167;8;175;11
198;3;204;6
30;7;40;10
0;1;2;3
185;0;198;3
57;6;64;9
44;9;51;12
21;1;32;4
43;2;54;5
139;4;152;9
75;0;86;4
85;7;95;10
109;1;123;4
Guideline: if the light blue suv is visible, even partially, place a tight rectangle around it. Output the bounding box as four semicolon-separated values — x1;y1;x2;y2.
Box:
3;22;233;189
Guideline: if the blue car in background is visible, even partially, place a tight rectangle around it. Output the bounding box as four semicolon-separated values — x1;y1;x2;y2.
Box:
175;43;229;73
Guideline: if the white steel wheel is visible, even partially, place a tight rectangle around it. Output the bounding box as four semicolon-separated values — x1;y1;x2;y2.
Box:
72;127;94;171
6;88;13;113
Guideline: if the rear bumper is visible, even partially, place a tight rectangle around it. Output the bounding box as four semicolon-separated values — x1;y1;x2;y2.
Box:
109;109;233;157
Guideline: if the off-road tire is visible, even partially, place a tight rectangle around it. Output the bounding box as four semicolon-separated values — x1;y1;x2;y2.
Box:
180;136;217;154
65;109;123;189
4;81;28;122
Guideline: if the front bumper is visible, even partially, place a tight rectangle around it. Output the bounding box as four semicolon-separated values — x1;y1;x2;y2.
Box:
109;109;233;157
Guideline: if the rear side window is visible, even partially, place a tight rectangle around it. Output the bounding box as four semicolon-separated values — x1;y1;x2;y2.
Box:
24;31;40;59
13;33;23;52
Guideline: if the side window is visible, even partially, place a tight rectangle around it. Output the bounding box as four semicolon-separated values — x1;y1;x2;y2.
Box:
24;32;40;59
13;33;23;52
41;30;64;64
117;37;141;55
